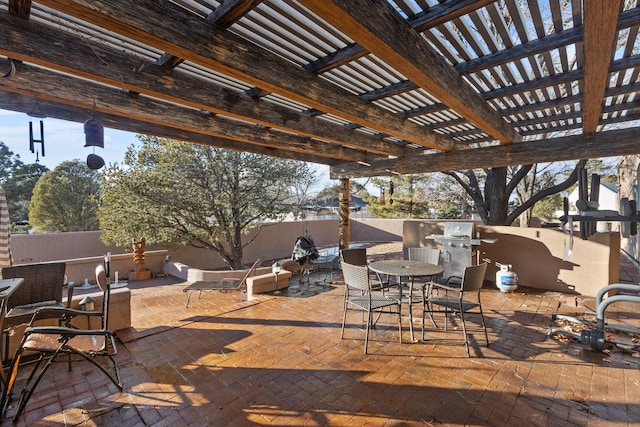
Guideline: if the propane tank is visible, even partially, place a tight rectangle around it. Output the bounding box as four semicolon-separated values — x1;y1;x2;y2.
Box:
496;263;518;293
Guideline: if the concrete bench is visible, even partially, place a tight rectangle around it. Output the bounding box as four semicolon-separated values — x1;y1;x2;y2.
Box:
245;270;292;299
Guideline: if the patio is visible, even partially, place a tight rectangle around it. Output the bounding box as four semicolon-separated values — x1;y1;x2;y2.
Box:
2;244;640;426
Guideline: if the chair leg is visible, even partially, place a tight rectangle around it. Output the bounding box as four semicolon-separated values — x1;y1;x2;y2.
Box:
364;311;372;354
340;293;348;340
397;303;402;344
13;348;65;421
479;304;489;347
459;306;470;356
73;350;123;390
0;350;23;419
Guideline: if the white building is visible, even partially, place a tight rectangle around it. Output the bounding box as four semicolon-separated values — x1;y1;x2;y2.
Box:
567;182;618;214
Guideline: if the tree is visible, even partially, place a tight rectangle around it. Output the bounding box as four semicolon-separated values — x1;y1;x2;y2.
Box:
3;163;48;223
98;136;316;269
288;165;318;220
445;160;587;225
0;141;45;223
29;160;101;232
0;141;24;184
364;175;431;219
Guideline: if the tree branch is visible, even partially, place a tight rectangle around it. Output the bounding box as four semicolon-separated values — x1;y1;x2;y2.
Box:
506;159;587;223
506;164;533;195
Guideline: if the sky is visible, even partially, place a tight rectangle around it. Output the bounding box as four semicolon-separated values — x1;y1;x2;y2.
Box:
0;109;335;192
0;109;135;169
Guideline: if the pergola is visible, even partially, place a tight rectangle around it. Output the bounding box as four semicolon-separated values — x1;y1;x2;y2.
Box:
1;0;639;245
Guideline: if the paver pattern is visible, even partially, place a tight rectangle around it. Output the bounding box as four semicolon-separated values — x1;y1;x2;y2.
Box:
3;244;640;426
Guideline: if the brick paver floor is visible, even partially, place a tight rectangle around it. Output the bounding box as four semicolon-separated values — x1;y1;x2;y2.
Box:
2;245;640;426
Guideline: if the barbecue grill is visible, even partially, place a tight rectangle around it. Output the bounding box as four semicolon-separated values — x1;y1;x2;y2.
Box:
426;222;495;280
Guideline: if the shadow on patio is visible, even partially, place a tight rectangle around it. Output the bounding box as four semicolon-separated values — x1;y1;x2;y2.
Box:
2;255;640;426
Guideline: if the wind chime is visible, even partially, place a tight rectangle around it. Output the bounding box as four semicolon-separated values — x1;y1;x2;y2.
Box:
84;101;105;170
27;100;46;162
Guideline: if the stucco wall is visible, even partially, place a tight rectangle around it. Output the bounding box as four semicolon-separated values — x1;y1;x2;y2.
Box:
403;220;619;297
7;218;403;281
8;218;621;296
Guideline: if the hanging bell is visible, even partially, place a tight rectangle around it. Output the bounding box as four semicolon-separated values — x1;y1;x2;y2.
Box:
86;153;105;170
84;118;104;148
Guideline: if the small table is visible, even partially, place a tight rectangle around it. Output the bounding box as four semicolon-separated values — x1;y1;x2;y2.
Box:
0;277;24;383
369;260;443;342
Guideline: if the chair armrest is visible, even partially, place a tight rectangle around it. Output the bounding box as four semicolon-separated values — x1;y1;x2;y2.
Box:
24;325;114;337
66;281;75;308
432;276;462;291
29;306;102;325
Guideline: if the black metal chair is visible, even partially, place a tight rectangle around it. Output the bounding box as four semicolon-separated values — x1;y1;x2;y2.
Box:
0;264;122;421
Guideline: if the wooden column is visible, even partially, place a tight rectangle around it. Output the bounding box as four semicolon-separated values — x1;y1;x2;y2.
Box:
338;178;350;249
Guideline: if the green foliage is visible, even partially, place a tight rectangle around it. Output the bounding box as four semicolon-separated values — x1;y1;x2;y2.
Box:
28;160;101;233
0;141;46;224
532;193;562;218
3;163;48;222
316;181;369;199
0;141;24;185
364;175;431;219
98;136;316;269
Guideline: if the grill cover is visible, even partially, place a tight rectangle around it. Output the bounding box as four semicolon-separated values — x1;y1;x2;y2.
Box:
292;236;320;265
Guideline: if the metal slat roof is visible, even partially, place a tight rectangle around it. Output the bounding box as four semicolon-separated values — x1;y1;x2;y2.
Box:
1;0;639;177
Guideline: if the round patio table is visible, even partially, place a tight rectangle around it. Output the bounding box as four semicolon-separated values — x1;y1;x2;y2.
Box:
368;260;443;342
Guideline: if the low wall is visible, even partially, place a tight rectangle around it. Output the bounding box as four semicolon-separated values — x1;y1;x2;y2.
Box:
10;219;401;273
8;218;628;297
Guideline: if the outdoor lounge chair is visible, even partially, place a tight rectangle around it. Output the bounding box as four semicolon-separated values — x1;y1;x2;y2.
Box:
182;258;262;307
0;264;122;421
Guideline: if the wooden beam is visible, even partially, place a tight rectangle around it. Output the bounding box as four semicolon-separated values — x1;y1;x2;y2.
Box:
330;128;640;178
3;62;379;164
455;26;583;75
36;0;459;152
1;92;336;164
0;13;407;157
303;0;493;75
304;43;367;74
582;0;622;134
8;0;31;18
207;0;264;28
456;7;640;76
158;0;262;69
409;0;496;32
360;80;417;102
338;178;350;249
303;0;520;144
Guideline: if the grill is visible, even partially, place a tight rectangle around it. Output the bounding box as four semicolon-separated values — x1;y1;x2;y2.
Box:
426;222;494;279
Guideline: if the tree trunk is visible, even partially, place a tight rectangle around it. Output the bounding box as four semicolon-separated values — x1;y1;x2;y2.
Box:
484;168;509;225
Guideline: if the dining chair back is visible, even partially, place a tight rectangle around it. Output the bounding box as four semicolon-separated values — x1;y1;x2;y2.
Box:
340;248;368;266
425;263;489;356
408;247;440;265
1;262;71;362
340;261;402;354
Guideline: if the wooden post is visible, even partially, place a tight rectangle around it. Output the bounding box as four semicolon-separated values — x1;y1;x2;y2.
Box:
338;178;350;250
